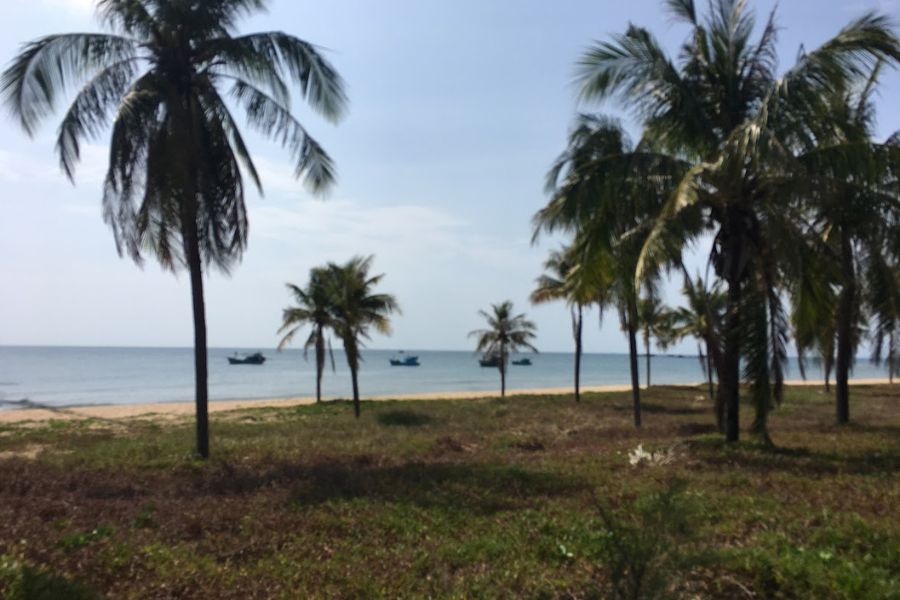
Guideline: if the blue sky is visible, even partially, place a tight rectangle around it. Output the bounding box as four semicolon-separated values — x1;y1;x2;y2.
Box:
1;0;898;352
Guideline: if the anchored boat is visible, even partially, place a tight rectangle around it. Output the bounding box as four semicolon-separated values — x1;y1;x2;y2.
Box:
228;352;266;365
390;352;420;367
479;353;501;368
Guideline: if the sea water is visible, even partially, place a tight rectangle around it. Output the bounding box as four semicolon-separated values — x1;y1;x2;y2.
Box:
0;345;891;409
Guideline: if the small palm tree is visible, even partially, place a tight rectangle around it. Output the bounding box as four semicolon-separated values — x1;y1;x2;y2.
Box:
638;291;674;387
534;115;681;427
670;271;727;430
470;301;538;398
277;268;336;404
326;256;399;418
1;0;347;458
531;247;595;402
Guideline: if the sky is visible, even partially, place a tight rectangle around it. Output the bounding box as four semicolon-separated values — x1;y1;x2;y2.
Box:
1;0;898;353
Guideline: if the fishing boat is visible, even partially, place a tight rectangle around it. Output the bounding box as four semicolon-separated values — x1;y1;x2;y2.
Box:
390;352;420;366
479;353;501;368
228;352;266;365
512;358;532;366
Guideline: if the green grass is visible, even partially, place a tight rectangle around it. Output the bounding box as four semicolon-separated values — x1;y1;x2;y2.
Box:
1;385;898;598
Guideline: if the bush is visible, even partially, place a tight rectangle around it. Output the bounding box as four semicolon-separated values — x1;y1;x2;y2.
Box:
590;480;699;600
0;555;103;600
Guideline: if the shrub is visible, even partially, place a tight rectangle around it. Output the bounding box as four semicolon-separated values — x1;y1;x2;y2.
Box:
590;480;699;600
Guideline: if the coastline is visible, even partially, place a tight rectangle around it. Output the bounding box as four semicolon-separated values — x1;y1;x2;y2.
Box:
0;378;892;424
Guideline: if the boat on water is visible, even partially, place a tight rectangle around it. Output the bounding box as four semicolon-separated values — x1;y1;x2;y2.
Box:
228;352;266;365
512;358;532;366
390;352;420;367
479;353;501;368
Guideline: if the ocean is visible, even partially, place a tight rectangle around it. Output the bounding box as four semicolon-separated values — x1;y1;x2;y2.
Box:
0;345;891;409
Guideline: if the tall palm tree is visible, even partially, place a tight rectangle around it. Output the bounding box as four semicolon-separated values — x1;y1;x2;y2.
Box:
277;268;336;404
577;0;900;441
790;71;900;423
530;246;598;402
469;301;538;398
1;0;347;458
326;256;399;418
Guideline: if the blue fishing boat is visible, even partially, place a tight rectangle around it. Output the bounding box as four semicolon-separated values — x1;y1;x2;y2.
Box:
228;352;266;365
390;352;420;366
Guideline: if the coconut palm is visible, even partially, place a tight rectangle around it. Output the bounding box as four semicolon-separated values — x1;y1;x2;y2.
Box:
530;246;600;402
1;0;347;457
869;260;900;385
277;268;337;404
326;256;399;418
469;301;538;398
790;71;900;423
534;115;687;427
577;0;900;441
638;290;675;387
670;271;727;429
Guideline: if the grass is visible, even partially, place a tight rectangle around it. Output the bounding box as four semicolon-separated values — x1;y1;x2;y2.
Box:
1;384;898;598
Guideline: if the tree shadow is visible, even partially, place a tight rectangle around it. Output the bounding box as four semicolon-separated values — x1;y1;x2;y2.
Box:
688;439;900;477
376;410;433;427
609;402;707;416
193;458;588;515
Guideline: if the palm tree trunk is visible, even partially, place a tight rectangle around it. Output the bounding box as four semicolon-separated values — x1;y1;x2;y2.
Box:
704;329;726;433
574;305;583;403
183;203;209;459
890;331;895;384
627;297;641;427
351;365;361;418
644;330;651;387
835;229;855;424
500;343;507;398
705;343;715;401
315;327;324;404
723;278;742;443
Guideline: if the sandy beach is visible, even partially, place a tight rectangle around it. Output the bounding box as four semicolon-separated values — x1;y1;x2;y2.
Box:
0;379;892;424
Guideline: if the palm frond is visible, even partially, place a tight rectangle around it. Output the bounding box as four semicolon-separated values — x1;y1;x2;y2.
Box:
229;79;336;193
1;33;138;136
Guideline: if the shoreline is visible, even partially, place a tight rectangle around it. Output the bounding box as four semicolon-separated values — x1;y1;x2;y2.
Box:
0;378;892;424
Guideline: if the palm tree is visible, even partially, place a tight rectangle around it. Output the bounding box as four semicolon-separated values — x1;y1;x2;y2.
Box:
790;71;900;423
277;268;336;404
534;115;686;427
530;246;597;402
469;301;538;398
577;0;900;441
1;0;347;458
869;259;900;385
326;256;399;418
670;271;727;430
638;290;674;387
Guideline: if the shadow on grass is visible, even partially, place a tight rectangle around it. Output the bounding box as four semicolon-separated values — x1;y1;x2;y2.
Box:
195;459;587;514
609;402;708;416
376;410;433;427
688;437;900;476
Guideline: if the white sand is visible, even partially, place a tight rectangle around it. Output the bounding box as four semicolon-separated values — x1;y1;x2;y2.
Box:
0;379;892;424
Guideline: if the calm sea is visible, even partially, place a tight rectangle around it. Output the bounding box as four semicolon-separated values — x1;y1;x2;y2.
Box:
0;346;891;409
